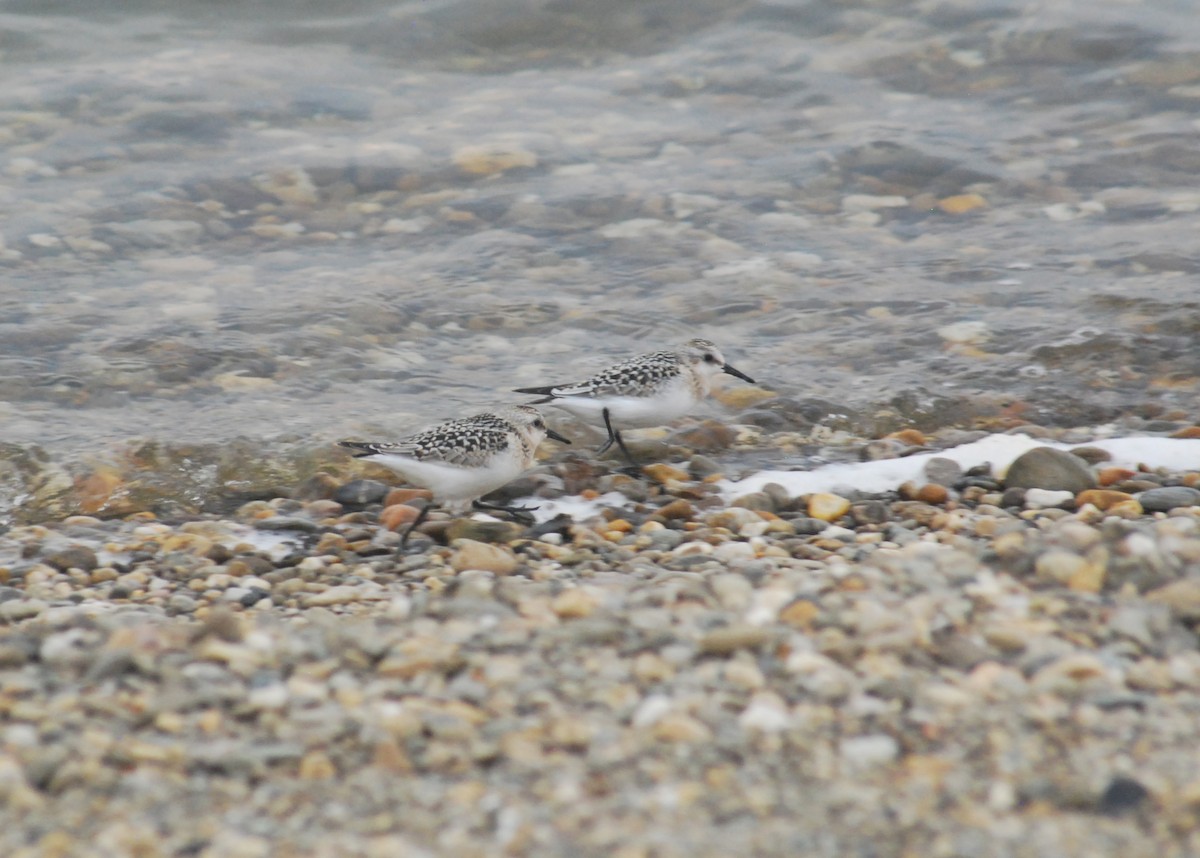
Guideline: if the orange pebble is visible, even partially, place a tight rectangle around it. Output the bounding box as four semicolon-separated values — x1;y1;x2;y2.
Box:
379;504;421;531
886;428;927;446
1097;467;1136;487
1076;489;1135;511
915;483;949;504
779;599;819;628
384;487;433;507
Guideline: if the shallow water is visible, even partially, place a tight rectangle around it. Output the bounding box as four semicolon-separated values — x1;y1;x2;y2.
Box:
2;0;1199;460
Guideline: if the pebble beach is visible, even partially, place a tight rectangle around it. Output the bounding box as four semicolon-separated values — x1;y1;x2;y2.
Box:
4;0;1200;854
5;420;1200;856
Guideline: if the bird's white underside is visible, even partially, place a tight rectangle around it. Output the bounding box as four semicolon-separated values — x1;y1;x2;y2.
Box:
545;384;698;429
364;453;526;506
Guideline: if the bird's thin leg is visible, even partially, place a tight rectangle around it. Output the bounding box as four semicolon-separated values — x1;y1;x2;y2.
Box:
398;501;433;552
595;408;616;456
600;407;639;470
472;499;536;525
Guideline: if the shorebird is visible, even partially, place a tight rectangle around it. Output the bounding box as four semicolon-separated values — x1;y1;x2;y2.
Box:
338;404;570;548
515;338;754;467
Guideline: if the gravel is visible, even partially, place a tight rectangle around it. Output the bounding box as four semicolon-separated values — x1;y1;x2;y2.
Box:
2;428;1200;855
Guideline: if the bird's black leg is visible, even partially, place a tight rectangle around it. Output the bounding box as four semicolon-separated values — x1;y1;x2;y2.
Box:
599;406;640;471
596;407;616;456
398;501;433;552
472;499;537;526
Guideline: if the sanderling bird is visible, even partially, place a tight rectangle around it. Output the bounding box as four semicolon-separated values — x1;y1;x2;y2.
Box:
338;404;570;548
514;338;755;467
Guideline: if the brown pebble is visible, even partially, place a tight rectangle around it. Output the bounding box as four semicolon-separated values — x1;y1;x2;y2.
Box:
45;546;99;573
75;466;130;515
198;605;244;643
1147;579;1200;621
1067;446;1113;465
652;713;713;743
315;532;348;553
1068;562;1106;594
886;428;928;446
937;193;987;214
291;473;342;501
808;492;851;522
731;492;775;512
1076;489;1135;511
551;588;599;619
1170;426;1200;439
643;463;691;485
712;386;776;410
698;625;772;655
373;738;414;773
779;599;820;628
669;420;737;451
1106;499;1144;518
298;750;337;780
657;499;696;520
444;519;523;544
450;539;518;574
1097;467;1136;487
915;483;949;505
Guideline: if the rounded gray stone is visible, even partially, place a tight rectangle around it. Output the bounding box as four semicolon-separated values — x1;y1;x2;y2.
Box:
923;456;965;487
1004;447;1097;493
1138;486;1200;512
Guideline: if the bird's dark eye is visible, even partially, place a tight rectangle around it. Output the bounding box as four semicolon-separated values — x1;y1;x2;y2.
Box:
703;353;718;363
534;419;544;428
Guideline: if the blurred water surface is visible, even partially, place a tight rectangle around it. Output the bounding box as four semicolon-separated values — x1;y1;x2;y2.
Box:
2;0;1199;456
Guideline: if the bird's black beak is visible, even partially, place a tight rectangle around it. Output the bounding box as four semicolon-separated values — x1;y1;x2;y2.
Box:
722;363;755;384
546;428;572;444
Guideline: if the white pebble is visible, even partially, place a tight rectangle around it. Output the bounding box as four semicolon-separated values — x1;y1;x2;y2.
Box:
1024;489;1074;509
738;693;792;732
631;694;673;729
839;734;899;769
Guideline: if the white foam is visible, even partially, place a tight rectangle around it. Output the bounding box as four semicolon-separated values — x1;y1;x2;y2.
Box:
524;491;630;523
720;434;1200;500
517;435;1200;522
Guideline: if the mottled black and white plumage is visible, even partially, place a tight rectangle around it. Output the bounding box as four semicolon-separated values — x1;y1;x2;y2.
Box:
338;404;569;512
514;338;755;465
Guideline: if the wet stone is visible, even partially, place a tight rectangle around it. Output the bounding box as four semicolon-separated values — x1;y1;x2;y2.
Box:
252;517;319;533
1097;777;1150;816
731;492;775;512
334;479;391;506
1005;447;1097;493
923;457;964;487
1001;487;1028;508
44;545;98;573
687;455;723;480
444;518;524;544
851;501;890;526
1138;486;1200;512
